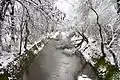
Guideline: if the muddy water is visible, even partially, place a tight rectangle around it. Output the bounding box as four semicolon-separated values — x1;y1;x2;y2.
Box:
25;39;92;80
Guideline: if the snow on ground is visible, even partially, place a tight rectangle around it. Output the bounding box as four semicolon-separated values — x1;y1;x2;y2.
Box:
0;31;59;71
78;75;92;80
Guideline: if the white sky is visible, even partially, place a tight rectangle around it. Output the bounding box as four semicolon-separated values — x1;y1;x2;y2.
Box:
54;0;71;13
54;0;78;18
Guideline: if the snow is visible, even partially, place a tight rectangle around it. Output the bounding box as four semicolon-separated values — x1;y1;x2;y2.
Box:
0;51;15;69
78;75;92;80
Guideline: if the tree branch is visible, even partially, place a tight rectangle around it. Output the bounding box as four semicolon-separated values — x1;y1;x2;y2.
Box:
89;2;106;57
16;0;34;26
24;20;30;51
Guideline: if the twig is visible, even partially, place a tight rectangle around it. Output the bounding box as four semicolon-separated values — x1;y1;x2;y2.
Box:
76;30;89;44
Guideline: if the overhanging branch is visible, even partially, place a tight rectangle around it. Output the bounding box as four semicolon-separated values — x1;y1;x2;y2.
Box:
89;2;106;57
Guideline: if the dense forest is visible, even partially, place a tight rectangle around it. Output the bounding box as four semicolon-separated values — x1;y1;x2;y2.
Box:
0;0;120;80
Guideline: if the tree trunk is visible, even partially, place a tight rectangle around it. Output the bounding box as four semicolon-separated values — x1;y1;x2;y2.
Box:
23;39;97;80
0;21;3;52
